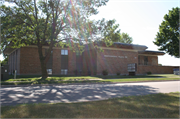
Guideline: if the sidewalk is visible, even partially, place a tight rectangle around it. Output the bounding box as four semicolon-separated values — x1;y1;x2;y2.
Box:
1;79;179;87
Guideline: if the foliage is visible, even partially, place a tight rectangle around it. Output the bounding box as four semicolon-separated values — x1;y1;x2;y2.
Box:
1;74;179;85
119;33;133;44
73;70;78;75
153;7;179;58
1;0;109;78
94;19;133;44
0;57;8;65
102;70;108;76
116;72;120;75
100;19;120;43
147;72;152;75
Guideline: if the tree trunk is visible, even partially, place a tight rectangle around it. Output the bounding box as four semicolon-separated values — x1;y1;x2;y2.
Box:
37;43;48;79
40;60;48;79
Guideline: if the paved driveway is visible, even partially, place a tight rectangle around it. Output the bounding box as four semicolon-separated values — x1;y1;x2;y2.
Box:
1;81;179;106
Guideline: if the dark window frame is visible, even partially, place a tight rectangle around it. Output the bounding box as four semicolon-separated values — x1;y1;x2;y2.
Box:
144;56;148;65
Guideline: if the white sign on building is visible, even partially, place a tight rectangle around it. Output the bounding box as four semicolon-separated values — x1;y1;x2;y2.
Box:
104;55;127;58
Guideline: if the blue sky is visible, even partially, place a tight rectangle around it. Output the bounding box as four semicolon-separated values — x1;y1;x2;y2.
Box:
0;0;179;66
90;0;179;66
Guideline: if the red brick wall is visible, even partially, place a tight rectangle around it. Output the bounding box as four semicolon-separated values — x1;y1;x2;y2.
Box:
19;47;77;75
137;65;176;74
83;50;97;75
138;55;158;66
20;47;43;74
17;49;20;74
17;46;177;76
97;49;138;75
52;49;61;75
52;49;76;75
148;56;158;66
68;50;76;75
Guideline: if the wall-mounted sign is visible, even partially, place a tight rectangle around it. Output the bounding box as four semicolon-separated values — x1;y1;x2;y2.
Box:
104;55;127;58
128;63;137;72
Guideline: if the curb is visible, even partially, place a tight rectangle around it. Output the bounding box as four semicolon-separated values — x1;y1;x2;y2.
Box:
1;80;179;88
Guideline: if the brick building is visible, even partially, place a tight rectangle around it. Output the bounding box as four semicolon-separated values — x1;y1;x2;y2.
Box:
3;42;177;75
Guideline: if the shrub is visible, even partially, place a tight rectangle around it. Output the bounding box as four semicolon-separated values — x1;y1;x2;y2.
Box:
74;70;78;75
93;71;97;76
147;72;152;75
102;70;108;76
117;72;120;75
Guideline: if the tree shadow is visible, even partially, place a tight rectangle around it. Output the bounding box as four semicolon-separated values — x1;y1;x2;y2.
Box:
1;90;179;118
1;84;160;106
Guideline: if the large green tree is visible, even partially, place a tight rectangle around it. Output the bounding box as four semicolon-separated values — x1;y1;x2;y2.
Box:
153;7;179;58
94;19;132;44
1;0;109;78
119;32;133;44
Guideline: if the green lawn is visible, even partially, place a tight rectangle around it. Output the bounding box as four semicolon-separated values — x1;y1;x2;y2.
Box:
1;74;179;85
1;92;179;118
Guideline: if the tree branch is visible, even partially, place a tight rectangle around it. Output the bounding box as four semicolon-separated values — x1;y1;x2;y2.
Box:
14;1;34;26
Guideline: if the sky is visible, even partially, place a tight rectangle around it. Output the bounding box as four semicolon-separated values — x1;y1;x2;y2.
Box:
0;0;179;66
89;0;179;66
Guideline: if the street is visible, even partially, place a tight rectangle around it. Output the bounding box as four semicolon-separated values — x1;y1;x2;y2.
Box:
1;81;179;106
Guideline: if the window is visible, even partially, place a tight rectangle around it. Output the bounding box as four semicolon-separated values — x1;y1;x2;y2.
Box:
138;56;140;65
61;69;68;75
61;49;68;75
47;69;52;75
144;56;148;65
61;49;68;55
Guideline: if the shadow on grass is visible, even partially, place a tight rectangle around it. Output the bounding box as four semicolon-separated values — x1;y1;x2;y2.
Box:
1;84;159;106
1;92;179;118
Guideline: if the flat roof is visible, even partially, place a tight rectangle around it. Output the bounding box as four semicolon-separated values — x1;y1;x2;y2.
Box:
138;50;165;55
113;42;148;50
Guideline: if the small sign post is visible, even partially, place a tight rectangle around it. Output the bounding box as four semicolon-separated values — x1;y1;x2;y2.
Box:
127;63;137;76
14;70;17;79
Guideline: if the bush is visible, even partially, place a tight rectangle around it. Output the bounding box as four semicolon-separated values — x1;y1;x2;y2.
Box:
74;70;78;75
117;72;120;75
93;71;97;76
102;70;108;76
147;72;152;75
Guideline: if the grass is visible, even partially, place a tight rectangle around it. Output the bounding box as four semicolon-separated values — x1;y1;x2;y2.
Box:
1;92;179;118
1;74;179;85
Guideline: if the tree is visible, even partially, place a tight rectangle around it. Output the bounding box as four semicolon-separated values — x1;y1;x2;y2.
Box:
94;19;120;45
94;19;132;44
119;32;133;44
1;0;109;78
0;57;8;65
153;7;179;58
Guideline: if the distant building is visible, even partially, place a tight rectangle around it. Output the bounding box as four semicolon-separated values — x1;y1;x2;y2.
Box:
3;42;178;75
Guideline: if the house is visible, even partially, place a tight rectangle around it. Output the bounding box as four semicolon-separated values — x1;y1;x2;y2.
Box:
3;42;177;75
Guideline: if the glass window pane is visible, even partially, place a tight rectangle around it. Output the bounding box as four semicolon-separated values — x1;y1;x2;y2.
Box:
61;50;64;55
64;70;67;75
47;69;52;75
61;69;64;74
65;50;68;55
61;69;68;75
